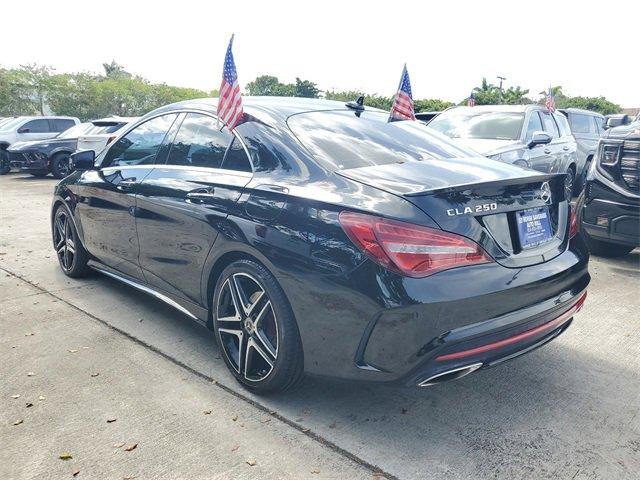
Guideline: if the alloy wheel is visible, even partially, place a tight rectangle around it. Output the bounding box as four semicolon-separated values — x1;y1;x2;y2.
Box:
56;157;71;177
216;273;279;382
54;210;76;272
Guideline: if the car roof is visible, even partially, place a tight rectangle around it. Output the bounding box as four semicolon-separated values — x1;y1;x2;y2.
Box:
558;107;604;117
442;105;547;114
90;116;138;124
144;96;387;125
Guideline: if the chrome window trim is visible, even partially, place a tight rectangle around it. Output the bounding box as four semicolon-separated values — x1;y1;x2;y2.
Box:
91;265;199;320
100;163;253;178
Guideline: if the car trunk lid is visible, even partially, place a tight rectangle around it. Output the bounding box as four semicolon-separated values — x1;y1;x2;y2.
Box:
338;159;570;268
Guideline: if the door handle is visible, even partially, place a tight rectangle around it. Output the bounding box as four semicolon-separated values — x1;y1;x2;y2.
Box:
117;178;137;191
544;149;551;154
186;188;216;203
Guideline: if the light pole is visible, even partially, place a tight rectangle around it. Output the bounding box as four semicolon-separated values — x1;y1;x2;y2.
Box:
497;76;506;103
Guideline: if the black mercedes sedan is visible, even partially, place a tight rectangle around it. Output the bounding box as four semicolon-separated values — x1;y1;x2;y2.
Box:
52;97;590;394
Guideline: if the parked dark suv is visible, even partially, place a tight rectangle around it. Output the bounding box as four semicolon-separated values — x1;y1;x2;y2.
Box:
54;97;589;394
576;119;639;256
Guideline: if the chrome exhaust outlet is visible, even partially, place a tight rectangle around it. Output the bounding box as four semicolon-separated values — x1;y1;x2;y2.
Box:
418;363;483;387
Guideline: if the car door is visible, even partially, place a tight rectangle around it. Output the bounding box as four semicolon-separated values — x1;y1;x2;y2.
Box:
16;118;55;142
74;114;179;280
538;110;565;174
523;111;555;173
135;112;253;304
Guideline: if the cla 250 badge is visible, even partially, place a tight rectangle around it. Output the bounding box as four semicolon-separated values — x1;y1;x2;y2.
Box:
447;203;498;216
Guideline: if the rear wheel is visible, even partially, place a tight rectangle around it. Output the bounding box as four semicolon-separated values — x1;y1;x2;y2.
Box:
51;153;71;179
575;191;635;257
0;150;10;175
53;205;90;277
212;259;304;394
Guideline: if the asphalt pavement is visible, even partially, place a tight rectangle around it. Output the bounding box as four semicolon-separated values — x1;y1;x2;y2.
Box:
1;172;639;479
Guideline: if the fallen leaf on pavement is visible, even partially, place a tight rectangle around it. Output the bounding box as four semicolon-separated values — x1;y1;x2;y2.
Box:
90;373;100;377
25;332;34;336
106;418;117;423
59;452;73;460
231;415;238;421
27;372;35;377
123;476;137;480
124;443;138;452
311;469;320;474
11;394;20;399
26;403;33;408
13;419;24;426
68;349;78;353
203;410;212;415
231;445;239;452
72;470;80;477
113;442;125;448
38;396;45;401
246;459;256;466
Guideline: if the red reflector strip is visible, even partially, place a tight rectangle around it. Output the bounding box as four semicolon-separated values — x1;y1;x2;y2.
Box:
436;291;587;362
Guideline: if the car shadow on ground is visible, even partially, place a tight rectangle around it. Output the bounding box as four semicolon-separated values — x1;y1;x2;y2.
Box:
67;269;639;479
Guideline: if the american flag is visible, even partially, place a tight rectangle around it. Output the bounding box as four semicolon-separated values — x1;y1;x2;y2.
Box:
389;64;416;122
467;92;476;107
218;35;244;130
545;86;556;113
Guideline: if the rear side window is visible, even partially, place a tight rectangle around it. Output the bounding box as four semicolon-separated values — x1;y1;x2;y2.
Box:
103;114;177;167
569;113;593;134
166;113;232;169
21;119;50;133
554;113;572;137
539;111;559;138
288;110;475;170
52;119;76;132
222;138;252;172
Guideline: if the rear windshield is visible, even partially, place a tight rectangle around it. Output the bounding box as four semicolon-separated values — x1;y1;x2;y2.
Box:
429;109;525;141
90;121;128;134
287;110;475;170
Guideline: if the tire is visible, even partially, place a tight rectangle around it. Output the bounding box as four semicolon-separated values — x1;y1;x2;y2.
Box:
565;166;576;200
212;259;304;394
53;204;90;277
575;191;635;257
51;152;71;179
0;150;10;175
30;171;49;177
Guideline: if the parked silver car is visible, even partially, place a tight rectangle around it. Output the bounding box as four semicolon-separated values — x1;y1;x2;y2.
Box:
559;108;605;192
429;105;579;195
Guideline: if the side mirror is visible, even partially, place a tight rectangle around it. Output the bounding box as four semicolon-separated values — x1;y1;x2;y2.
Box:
528;131;552;148
70;150;96;171
605;116;626;130
18;127;30;133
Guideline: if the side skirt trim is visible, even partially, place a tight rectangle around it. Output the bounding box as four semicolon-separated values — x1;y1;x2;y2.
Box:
90;264;199;320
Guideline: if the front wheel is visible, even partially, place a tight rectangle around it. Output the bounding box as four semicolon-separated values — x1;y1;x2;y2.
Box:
53;205;90;277
51;153;71;179
212;259;304;394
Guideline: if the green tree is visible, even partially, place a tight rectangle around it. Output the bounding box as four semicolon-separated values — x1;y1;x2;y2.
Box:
102;60;131;79
294;78;320;98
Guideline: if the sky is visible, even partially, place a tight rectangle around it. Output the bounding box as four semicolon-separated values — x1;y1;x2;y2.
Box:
3;0;639;107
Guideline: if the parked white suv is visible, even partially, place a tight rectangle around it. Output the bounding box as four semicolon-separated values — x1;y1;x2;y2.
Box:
76;117;137;155
0;116;80;174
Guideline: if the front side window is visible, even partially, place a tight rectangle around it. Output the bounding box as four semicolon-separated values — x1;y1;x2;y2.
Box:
21;119;50;133
592;116;604;134
428;109;525;141
165;113;233;169
289;110;477;170
102;114;177;167
539;111;559;138
525;112;544;141
569;113;593;134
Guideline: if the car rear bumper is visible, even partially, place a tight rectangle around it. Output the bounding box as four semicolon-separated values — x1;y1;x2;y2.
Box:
582;179;639;247
286;238;590;385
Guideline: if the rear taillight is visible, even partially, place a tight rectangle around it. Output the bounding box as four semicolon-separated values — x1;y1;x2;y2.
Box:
569;207;578;239
339;212;493;278
106;135;117;145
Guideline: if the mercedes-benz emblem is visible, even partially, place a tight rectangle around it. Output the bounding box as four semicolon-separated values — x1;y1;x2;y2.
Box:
540;182;552;205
